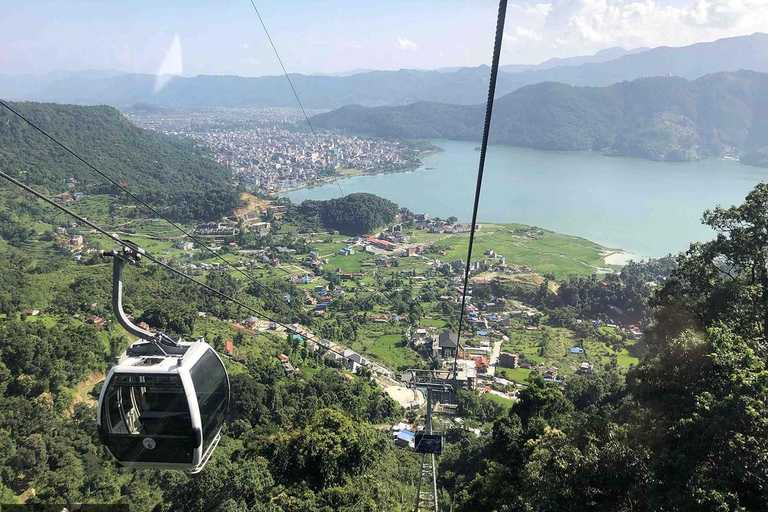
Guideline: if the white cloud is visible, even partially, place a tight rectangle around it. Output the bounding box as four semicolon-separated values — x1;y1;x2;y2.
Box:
396;37;418;51
501;0;768;63
241;42;250;50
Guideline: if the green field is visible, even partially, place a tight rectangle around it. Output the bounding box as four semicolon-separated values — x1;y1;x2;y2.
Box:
350;328;423;371
497;367;533;384
421;223;612;279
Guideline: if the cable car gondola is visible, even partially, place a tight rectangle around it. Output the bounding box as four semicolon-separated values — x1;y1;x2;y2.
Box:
96;245;230;473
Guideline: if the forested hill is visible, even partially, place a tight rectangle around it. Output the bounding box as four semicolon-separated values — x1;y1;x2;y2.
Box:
312;71;768;164
0;101;238;221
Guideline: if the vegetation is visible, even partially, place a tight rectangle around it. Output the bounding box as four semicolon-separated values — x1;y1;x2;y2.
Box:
313;71;768;164
292;193;399;234
1;96;768;510
0;101;239;221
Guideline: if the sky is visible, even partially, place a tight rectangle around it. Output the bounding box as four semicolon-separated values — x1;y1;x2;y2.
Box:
1;0;767;77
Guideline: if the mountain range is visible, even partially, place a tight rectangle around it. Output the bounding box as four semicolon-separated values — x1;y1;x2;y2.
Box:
1;33;767;109
312;71;768;164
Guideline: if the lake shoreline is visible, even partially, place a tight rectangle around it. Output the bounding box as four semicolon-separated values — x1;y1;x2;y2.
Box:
283;139;767;258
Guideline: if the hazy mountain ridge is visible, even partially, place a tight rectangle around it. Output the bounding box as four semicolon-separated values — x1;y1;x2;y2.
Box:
2;33;767;109
311;71;768;164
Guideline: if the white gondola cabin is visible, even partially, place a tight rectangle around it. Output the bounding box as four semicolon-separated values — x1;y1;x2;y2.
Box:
96;246;230;473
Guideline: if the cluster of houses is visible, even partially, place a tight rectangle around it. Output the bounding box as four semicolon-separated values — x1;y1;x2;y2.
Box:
277;353;301;375
306;285;346;316
320;340;370;374
54;226;98;261
192;221;239;243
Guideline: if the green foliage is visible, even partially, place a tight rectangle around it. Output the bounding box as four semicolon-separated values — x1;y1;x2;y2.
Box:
136;300;197;337
263;408;389;490
294;193;399;234
314;71;768;163
0;101;238;221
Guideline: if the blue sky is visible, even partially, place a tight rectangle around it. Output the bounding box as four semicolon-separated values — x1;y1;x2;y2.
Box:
1;0;765;77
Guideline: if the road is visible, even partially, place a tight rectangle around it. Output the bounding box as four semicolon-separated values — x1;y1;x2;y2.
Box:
486;336;504;376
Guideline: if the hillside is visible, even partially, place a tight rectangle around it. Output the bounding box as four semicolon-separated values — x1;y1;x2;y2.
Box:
312;71;768;163
0;101;238;221
2;33;768;109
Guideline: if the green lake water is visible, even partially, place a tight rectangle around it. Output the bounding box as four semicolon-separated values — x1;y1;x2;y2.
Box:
284;139;768;258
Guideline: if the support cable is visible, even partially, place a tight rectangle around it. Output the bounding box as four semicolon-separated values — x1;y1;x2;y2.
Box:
0;168;359;365
0;99;314;321
247;0;345;197
452;0;508;386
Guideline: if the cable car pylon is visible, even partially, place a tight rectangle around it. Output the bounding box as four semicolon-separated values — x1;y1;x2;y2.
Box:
407;370;454;512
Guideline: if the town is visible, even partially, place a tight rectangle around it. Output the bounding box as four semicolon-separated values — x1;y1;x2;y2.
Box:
126;107;433;194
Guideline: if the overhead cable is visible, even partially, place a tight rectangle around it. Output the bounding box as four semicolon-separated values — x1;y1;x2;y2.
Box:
246;0;345;197
0;99;311;322
453;0;509;382
0;168;359;365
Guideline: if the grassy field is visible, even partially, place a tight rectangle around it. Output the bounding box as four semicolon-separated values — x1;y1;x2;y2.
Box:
350;327;423;371
497;367;534;384
502;324;640;378
421;223;611;279
484;392;515;408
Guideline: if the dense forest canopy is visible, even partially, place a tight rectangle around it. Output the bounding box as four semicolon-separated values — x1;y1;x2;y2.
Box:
312;71;768;164
0;101;239;221
291;193;399;234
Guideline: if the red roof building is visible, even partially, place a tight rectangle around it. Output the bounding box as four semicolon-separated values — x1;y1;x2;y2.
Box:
224;341;234;354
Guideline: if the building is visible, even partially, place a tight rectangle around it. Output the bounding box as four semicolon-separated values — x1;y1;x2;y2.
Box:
437;332;459;358
86;315;107;330
453;359;478;390
324;351;344;365
474;356;489;373
394;430;415;448
224;341;234;354
343;348;369;373
499;352;520;369
249;221;271;235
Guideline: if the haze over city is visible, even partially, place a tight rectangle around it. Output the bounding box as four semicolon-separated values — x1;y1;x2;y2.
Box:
2;0;767;77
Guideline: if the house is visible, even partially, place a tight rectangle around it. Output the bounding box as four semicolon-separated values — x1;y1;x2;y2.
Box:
577;362;593;374
86;315;107;330
224;341;234;354
342;348;369;373
394;430;415;448
499;352;520;369
243;316;259;327
437;332;459;358
317;338;336;349
324;352;344;364
474;356;489;373
453;359;478;390
570;347;584;354
249;221;271;235
278;354;289;362
21;309;39;316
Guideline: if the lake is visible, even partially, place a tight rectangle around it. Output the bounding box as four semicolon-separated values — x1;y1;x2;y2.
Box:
283;140;768;258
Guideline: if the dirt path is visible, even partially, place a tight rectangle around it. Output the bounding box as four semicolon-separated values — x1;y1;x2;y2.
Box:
67;371;106;415
234;193;268;217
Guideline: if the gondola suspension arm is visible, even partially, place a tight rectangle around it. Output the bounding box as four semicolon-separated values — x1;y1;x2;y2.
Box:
102;245;180;349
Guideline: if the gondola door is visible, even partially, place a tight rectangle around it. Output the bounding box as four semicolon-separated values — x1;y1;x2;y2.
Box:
99;372;200;470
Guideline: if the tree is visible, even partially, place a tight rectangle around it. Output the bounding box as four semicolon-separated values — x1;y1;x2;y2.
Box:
628;326;768;511
651;183;768;348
